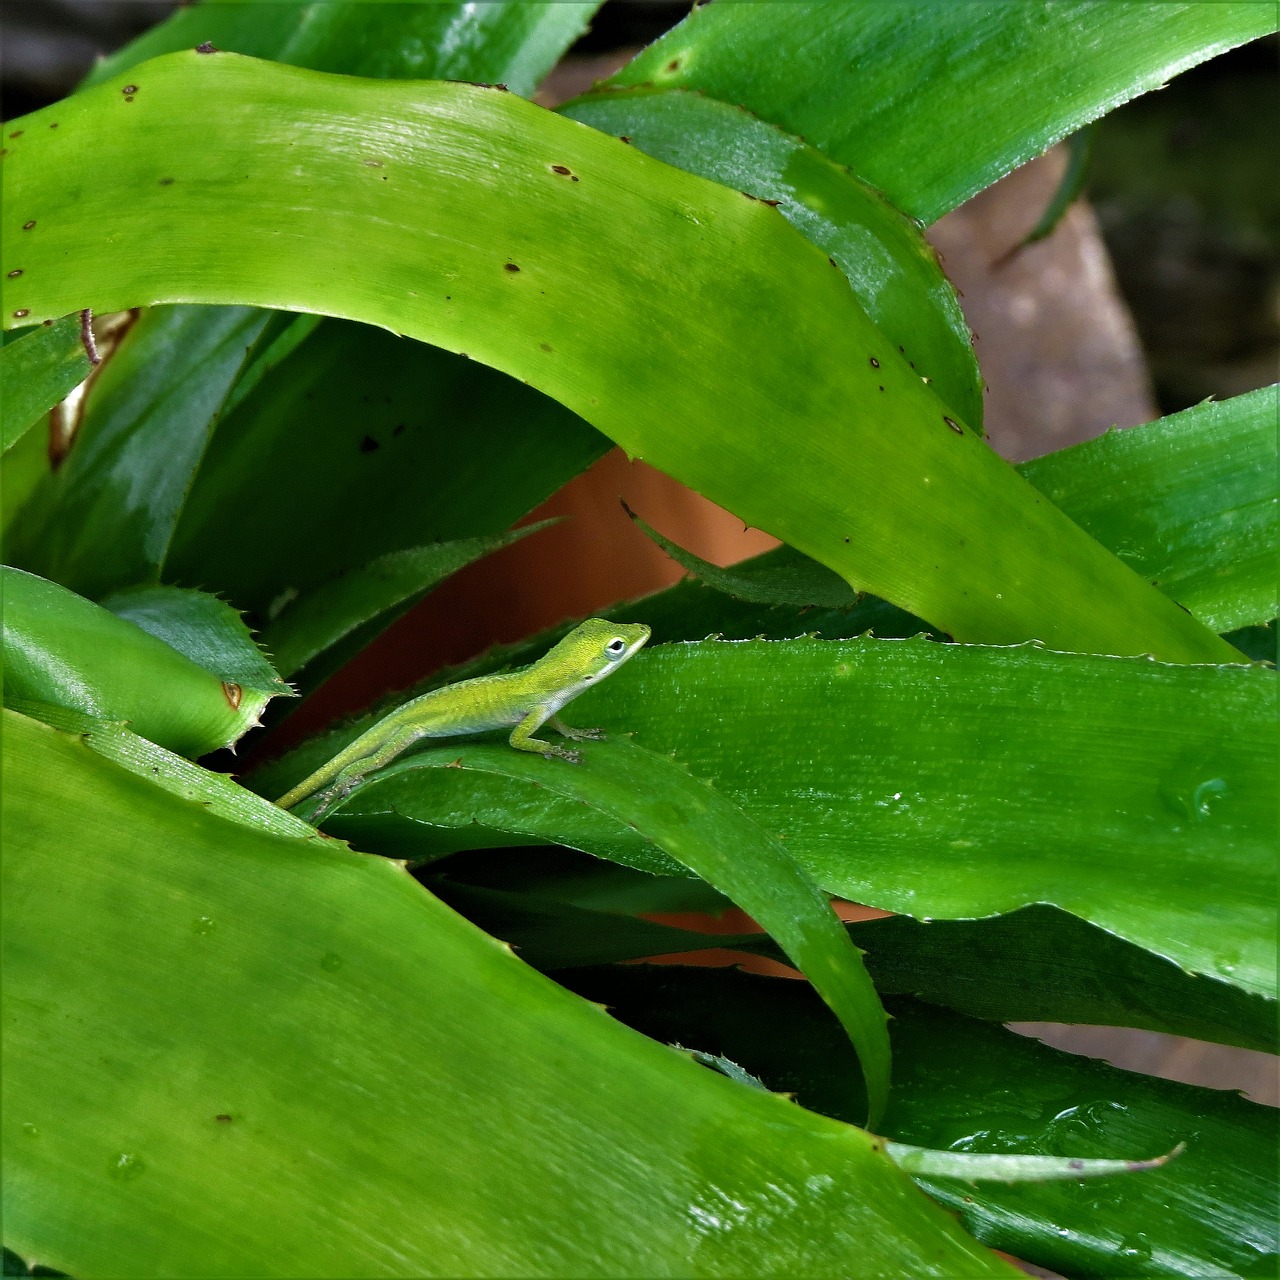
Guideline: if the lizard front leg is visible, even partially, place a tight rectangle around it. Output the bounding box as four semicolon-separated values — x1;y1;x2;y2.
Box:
548;715;605;743
509;707;581;762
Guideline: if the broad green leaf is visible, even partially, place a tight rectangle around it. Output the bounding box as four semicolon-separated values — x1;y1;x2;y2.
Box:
310;735;892;1127
262;524;554;683
0;52;1239;663
561;88;982;429
0;314;90;454
598;2;1278;223
631;387;1279;630
1;568;272;756
432;882;1275;1054
85;0;598;97
290;638;1274;999
9;698;315;840
3;710;1013;1277
568;966;1279;1280
100;585;291;699
69;1;604;616
5;305;275;598
1020;387;1279;633
167;323;604;617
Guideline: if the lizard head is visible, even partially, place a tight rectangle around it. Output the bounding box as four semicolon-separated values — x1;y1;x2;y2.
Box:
544;618;651;693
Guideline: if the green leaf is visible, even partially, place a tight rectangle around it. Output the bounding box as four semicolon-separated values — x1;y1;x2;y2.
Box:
564;965;1279;1279
1020;387;1279;633
302;638;1274;999
884;1141;1181;1185
67;1;604;616
626;503;859;609
166;323;604;618
0;314;90;454
1004;124;1097;256
433;882;1275;1054
5;305;275;599
631;386;1279;631
560;88;982;428
85;0;599;97
598;2;1278;223
4;709;1014;1277
9;698;315;840
0;52;1239;663
1;567;274;757
262;523;554;683
313;735;893;1127
100;584;291;698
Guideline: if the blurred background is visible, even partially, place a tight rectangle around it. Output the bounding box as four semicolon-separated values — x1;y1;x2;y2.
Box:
4;1;1275;1114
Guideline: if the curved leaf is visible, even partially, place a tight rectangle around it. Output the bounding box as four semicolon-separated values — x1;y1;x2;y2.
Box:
100;585;290;698
297;638;1274;999
561;88;982;428
598;2;1278;222
1020;387;1279;633
1;568;272;756
0;314;90;454
433;883;1275;1054
262;523;555;683
4;709;1013;1277
5;305;276;599
167;322;604;617
631;387;1279;629
10;698;315;841
319;735;892;1127
63;0;605;617
626;503;859;609
567;965;1278;1280
85;0;599;97
0;52;1239;663
884;1141;1180;1185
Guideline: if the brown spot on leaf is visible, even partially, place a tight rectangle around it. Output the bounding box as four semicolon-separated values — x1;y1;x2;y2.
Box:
540;342;553;353
666;59;681;72
222;682;243;710
49;123;58;130
159;177;175;186
196;42;219;54
215;1113;233;1123
504;263;520;273
9;131;23;139
359;435;379;452
619;135;632;144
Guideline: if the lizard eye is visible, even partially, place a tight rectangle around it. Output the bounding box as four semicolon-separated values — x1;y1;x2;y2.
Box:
605;637;627;658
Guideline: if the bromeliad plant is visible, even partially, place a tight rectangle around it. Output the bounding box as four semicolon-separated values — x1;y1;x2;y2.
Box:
2;4;1276;1277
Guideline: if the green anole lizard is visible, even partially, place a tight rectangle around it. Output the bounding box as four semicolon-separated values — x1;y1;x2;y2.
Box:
275;618;650;820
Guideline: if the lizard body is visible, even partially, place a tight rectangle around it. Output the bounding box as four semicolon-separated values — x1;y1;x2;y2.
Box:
275;618;650;819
